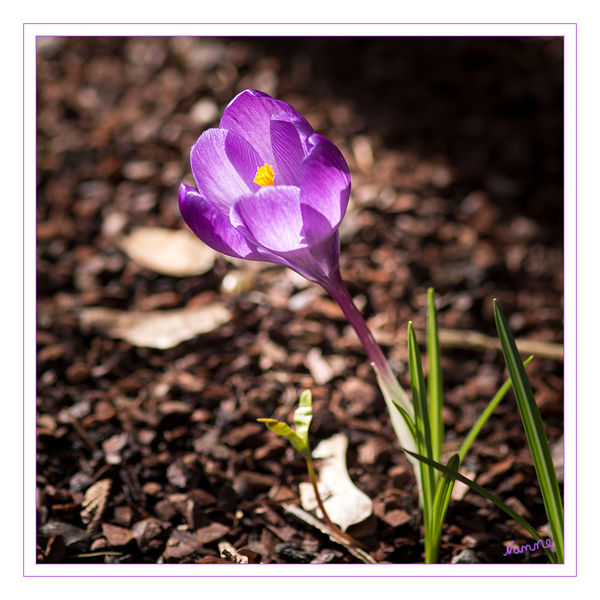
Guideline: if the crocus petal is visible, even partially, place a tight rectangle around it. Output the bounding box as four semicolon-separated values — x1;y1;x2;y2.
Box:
300;133;351;245
230;185;306;253
191;128;262;209
220;89;314;167
231;186;341;284
273;239;340;285
178;182;260;260
270;112;313;186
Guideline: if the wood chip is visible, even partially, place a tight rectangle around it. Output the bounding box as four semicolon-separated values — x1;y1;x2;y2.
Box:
381;509;412;528
157;400;193;416
101;523;134;547
131;518;163;550
223;422;264;447
282;504;376;564
39;521;89;551
44;534;68;563
163;530;200;560
196;522;229;545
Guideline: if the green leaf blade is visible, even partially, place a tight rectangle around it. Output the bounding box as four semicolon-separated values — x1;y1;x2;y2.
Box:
404;447;557;563
407;321;436;536
493;300;564;562
427;453;460;563
426;288;444;464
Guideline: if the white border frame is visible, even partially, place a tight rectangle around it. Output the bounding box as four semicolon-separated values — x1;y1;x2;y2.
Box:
24;22;577;579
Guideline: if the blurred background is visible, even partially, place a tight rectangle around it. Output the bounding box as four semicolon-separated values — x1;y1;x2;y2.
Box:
36;37;563;564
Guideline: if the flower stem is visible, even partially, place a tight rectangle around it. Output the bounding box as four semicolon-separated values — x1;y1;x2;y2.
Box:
323;271;392;379
305;455;365;549
322;271;412;415
322;270;421;495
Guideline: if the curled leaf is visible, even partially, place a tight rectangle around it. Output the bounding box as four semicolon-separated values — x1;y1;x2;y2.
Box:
299;434;374;533
293;389;313;445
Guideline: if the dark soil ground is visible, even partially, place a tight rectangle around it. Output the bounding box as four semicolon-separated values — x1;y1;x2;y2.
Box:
36;36;564;564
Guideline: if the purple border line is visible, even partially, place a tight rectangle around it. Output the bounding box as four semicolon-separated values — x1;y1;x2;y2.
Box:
23;21;578;24
24;22;576;577
22;20;26;580
574;21;578;580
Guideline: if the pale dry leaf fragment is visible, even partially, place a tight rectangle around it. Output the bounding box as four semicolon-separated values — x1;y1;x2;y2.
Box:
190;97;219;125
304;347;335;385
102;432;129;465
351;135;374;172
551;435;564;483
220;269;256;298
120;227;216;277
282;503;377;564
81;479;112;533
218;541;254;564
299;433;374;533
451;467;477;502
79;304;231;349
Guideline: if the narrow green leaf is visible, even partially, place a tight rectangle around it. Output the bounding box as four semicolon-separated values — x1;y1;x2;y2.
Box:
391;398;418;441
493;300;564;562
407;321;436;533
458;355;534;462
404;447;557;563
257;418;308;456
427;288;444;464
431;454;459;533
426;453;459;563
408;322;434;460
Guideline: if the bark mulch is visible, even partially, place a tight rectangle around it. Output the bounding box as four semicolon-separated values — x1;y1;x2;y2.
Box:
36;36;564;564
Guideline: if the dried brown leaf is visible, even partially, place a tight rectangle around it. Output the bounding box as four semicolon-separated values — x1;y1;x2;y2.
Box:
79;304;231;349
120;227;216;277
299;434;374;533
81;479;112;533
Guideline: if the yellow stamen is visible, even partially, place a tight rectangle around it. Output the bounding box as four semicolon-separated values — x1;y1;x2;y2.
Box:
253;163;275;187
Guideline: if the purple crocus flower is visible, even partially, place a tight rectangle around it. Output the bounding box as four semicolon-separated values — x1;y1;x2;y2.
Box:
178;88;350;288
179;89;416;461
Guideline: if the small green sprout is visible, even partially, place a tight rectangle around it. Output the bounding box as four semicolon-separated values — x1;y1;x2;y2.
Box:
258;389;313;459
258;389;364;549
